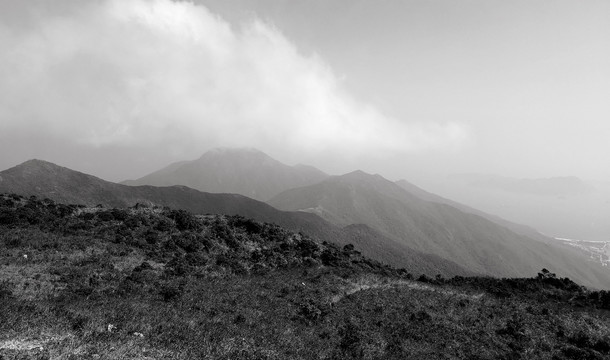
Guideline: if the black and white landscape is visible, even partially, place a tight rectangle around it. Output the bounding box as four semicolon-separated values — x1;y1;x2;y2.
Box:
1;1;609;359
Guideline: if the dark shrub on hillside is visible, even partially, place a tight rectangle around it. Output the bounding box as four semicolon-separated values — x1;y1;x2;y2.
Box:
335;320;364;359
167;210;201;231
159;281;184;302
296;298;329;325
342;244;356;254
0;209;19;226
174;232;206;253
165;256;191;276
321;249;340;266
297;239;321;258
228;215;263;234
78;212;95;221
154;217;173;232
184;252;208;267
216;254;248;274
54;204;76;218
15;206;40;225
110;209;129;221
97;210;115;222
126;262;158;285
0;280;13;299
144;229;160;245
0;196;15;207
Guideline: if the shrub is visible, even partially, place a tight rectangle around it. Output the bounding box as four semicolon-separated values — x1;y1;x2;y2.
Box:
229;215;263;234
167;210;201;231
336;320;364;359
97;210;115;222
321;249;340;266
296;298;328;325
154;217;173;232
0;208;19;225
0;280;13;299
159;281;185;302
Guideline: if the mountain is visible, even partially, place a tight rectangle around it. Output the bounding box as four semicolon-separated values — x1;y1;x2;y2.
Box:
268;171;610;289
0;159;468;277
121;148;328;201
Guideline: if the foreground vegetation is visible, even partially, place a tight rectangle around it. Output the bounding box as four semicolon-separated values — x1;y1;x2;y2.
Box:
0;193;609;359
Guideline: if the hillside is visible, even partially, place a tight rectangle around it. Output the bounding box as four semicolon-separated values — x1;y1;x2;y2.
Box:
0;160;468;277
122;148;329;201
1;194;609;359
269;171;610;289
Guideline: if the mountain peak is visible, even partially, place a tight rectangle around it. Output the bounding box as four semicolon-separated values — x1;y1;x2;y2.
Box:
18;158;57;167
8;159;71;175
201;147;267;157
336;170;387;184
124;147;328;201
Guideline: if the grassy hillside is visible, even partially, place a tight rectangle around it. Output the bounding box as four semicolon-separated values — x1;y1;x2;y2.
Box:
1;194;609;359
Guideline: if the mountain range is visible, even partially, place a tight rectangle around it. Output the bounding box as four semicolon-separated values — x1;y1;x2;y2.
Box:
1;149;609;289
0;159;466;277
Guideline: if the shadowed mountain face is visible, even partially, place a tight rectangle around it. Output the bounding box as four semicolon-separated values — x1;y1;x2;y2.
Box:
121;148;329;201
0;159;469;277
269;171;610;289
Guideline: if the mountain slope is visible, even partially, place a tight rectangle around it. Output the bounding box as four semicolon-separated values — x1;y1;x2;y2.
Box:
394;179;552;243
432;174;610;242
269;171;610;289
122;148;328;201
0;160;469;276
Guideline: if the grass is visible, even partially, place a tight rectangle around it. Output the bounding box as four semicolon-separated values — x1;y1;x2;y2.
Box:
0;193;609;359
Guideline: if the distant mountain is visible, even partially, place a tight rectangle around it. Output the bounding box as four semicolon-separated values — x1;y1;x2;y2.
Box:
269;171;610;289
0;159;469;277
122;148;328;201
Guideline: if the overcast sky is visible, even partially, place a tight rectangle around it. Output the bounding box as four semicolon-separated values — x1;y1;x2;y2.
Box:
0;0;608;182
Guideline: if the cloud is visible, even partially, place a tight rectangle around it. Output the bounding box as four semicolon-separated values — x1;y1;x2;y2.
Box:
0;0;468;164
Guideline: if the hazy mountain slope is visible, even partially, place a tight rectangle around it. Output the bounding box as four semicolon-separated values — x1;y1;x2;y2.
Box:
269;171;610;289
449;174;594;197
395;179;552;243
122;148;329;201
429;174;610;242
0;160;470;276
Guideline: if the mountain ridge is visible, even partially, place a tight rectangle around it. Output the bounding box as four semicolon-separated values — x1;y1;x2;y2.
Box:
269;171;610;289
0;159;469;277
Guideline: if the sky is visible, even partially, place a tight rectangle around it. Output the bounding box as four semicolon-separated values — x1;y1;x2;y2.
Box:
0;0;608;183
